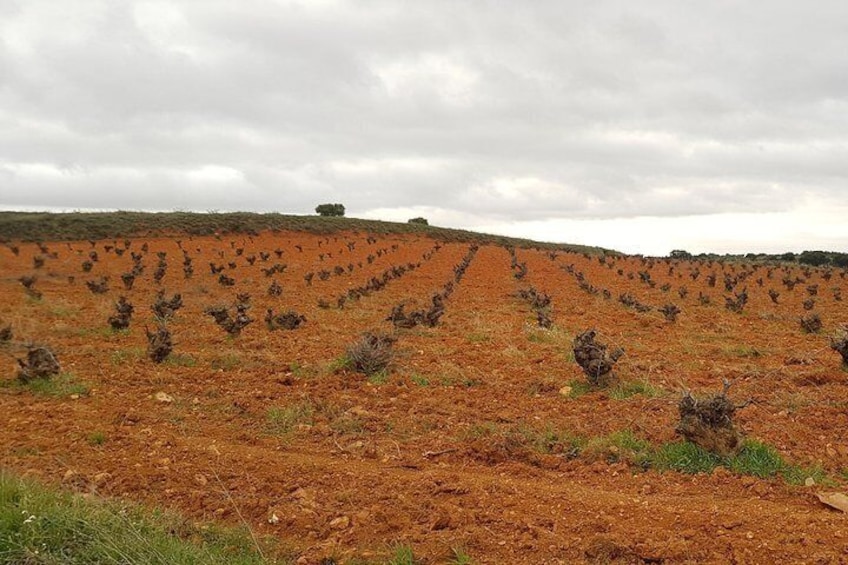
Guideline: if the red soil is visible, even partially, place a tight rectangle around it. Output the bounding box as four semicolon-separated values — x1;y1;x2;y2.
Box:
2;232;848;564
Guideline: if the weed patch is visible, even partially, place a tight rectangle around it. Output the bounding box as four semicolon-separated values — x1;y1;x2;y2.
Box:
164;353;197;367
87;431;107;446
266;401;314;436
0;470;277;564
110;347;144;365
22;373;89;398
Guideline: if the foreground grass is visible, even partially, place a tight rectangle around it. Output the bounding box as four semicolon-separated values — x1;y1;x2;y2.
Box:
0;471;282;565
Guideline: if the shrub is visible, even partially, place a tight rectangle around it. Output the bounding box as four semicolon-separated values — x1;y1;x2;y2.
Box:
830;326;848;366
572;329;624;387
724;288;748;313
151;291;183;320
659;303;681;322
408;217;428;225
345;331;396;376
85;276;109;295
17;345;61;383
676;380;749;458
265;309;306;331
145;324;172;363
315;203;345;217
108;296;134;330
205;303;253;336
799;313;822;334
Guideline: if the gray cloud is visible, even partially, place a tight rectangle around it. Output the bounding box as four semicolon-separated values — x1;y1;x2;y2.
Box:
1;0;847;252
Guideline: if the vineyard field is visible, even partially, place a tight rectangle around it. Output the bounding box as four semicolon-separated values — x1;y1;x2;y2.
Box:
2;228;848;563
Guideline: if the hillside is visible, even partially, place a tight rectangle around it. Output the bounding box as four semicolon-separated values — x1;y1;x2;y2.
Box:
0;211;611;255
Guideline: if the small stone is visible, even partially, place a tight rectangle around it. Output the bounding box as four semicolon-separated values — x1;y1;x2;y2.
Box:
193;473;208;486
154;392;173;403
558;386;573;396
268;512;280;524
70;394;80;400
805;477;816;487
329;516;350;529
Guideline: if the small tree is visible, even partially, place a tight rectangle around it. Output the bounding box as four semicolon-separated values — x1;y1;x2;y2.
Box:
315;203;345;217
669;249;692;259
408;217;429;226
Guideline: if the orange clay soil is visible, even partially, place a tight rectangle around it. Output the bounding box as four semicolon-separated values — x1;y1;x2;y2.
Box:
2;231;848;564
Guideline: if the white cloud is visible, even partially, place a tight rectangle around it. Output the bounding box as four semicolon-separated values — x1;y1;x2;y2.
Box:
1;0;847;254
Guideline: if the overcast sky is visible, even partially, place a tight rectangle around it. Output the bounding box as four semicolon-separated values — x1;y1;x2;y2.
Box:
1;1;847;255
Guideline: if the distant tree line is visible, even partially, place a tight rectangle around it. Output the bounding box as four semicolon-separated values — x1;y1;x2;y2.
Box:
667;249;848;267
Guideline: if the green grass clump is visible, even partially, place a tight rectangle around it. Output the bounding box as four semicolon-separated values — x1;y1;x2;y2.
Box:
163;353;197;368
20;373;89;398
528;427;584;458
325;355;352;374
86;432;107;447
409;374;430;387
449;547;474;565
652;439;830;484
728;440;787;478
563;379;593;398
583;430;651;466
210;353;241;371
651;441;723;474
266;401;314;436
0;471;278;564
386;544;418;565
366;370;390;385
110;347;145;366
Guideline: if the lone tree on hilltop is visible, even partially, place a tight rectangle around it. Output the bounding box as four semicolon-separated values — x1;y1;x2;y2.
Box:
408;217;429;225
315;203;345;217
